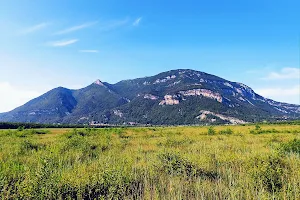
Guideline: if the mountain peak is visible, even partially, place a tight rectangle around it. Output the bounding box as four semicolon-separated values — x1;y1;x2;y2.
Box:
94;79;104;86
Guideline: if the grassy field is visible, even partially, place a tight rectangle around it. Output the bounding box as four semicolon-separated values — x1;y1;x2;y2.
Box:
0;124;299;199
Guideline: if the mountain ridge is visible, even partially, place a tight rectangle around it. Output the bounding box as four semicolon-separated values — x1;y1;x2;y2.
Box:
1;69;299;125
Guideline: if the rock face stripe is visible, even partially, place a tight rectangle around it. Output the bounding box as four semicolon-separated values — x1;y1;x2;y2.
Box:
179;89;223;103
159;95;180;105
197;110;247;124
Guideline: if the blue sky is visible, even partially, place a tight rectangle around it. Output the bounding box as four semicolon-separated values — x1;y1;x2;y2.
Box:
0;0;299;112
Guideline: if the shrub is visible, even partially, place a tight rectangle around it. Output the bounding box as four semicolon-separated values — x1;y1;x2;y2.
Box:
249;154;289;192
207;126;216;135
250;126;280;134
164;138;194;147
17;126;25;131
30;129;50;135
280;139;300;154
14;130;33;138
20;140;45;152
65;128;92;138
158;152;219;180
219;128;233;135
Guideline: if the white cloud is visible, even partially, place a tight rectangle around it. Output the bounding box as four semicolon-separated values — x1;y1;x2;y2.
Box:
53;19;129;35
79;50;99;53
47;39;78;47
21;22;49;34
55;21;98;35
133;17;142;26
0;82;41;112
255;85;300;104
263;67;300;80
99;18;129;31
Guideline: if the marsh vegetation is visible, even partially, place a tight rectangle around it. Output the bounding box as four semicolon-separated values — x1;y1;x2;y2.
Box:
0;124;299;199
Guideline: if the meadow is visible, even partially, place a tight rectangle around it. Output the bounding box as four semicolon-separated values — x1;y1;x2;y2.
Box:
0;124;299;199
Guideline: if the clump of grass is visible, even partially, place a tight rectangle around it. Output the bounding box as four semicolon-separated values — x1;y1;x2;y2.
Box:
158;152;219;180
5;129;50;138
207;126;216;135
250;125;261;134
65;128;92;138
117;130;130;139
249;154;289;193
17;126;25;131
61;128;112;162
19;140;46;153
14;130;33;138
163;138;194;147
219;128;233;135
29;129;50;135
280;139;300;154
250;125;280;134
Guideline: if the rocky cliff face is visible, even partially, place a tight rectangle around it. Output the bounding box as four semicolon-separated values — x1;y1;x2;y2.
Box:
0;69;299;125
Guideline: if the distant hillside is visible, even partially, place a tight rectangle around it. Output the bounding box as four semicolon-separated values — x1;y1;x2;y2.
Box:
1;69;299;125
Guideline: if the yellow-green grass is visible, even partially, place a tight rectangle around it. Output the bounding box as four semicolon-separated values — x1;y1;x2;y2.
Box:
0;124;299;199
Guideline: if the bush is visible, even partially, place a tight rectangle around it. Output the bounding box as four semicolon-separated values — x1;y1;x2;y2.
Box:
14;130;33;138
65;128;92;138
30;129;50;135
158;152;219;180
207;126;216;135
17;126;25;131
249;154;289;192
164;138;194;147
219;128;233;135
250;125;280;134
280;139;300;154
20;140;45;152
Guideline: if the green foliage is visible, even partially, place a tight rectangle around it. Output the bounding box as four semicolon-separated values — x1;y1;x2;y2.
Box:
207;126;216;135
14;130;33;138
17;126;25;131
3;129;51;138
219;127;233;135
158;152;219;180
250;125;280;134
280;139;300;154
0;124;299;199
0;122;85;129
249;154;289;193
65;128;92;138
163;138;194;147
19;140;45;153
30;129;50;135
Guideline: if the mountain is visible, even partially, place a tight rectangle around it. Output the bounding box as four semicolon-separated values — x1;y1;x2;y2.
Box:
1;69;299;125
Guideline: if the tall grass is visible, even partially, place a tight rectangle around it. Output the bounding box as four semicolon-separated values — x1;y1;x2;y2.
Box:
0;124;299;199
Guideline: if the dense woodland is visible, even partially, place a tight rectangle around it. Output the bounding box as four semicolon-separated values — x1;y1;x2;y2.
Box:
1;120;299;129
0;122;85;129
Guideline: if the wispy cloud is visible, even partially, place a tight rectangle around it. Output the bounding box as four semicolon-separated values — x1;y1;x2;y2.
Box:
21;23;49;34
133;17;142;26
256;85;300;96
99;18;129;31
255;85;300;104
79;50;99;53
47;39;79;47
262;67;300;80
55;21;98;35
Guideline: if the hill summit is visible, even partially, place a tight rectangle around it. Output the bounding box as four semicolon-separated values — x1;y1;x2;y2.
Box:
0;69;299;125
